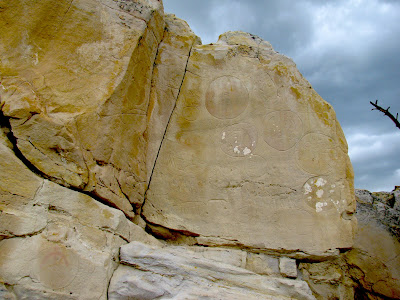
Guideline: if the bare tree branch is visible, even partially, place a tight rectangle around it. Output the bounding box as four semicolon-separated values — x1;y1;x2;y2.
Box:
370;100;400;130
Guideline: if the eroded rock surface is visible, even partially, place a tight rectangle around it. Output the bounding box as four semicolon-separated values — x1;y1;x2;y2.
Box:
0;0;165;219
143;31;356;257
108;241;316;300
0;130;160;299
347;189;400;298
298;189;400;300
0;0;367;299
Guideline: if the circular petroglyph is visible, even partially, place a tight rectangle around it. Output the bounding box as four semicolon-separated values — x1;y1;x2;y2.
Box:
263;111;303;150
205;76;249;119
297;133;336;175
220;123;257;157
33;245;79;289
303;177;345;213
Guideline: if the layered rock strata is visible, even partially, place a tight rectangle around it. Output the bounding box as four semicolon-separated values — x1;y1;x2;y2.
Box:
0;0;364;298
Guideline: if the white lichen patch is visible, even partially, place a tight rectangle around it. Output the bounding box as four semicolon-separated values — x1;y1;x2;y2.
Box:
221;132;226;140
243;147;251;156
304;183;312;195
233;146;240;154
316;202;327;212
315;178;327;187
316;189;324;198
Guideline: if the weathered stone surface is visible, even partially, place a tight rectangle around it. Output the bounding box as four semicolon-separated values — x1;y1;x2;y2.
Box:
279;257;298;278
299;258;355;300
146;14;201;184
0;179;160;299
1;0;361;298
0;0;165;218
0;127;160;299
345;189;400;299
246;253;280;276
300;190;400;300
108;241;316;300
143;31;356;257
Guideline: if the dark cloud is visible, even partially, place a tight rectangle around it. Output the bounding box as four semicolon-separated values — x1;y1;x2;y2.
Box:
163;0;400;191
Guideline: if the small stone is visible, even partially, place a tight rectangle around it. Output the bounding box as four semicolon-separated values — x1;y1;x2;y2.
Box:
246;253;280;275
279;257;298;278
355;189;374;205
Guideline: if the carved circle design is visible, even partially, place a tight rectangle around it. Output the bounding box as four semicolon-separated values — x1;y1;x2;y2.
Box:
296;133;336;175
263;111;303;150
205;76;249;119
33;245;79;289
302;176;344;213
220;123;257;157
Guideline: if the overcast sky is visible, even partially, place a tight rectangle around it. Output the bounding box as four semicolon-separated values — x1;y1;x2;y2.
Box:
164;0;400;192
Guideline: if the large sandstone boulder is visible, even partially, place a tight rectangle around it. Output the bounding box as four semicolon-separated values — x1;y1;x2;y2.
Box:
0;129;160;299
143;31;356;258
1;0;361;298
0;0;165;219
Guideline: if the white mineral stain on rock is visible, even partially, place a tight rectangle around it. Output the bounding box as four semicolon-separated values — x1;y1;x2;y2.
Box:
316;189;324;198
243;147;251;156
304;183;312;195
233;146;240;154
315;178;327;187
222;132;226;140
316;202;327;212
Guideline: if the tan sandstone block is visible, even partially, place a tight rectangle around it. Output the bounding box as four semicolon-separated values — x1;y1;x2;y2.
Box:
143;31;356;257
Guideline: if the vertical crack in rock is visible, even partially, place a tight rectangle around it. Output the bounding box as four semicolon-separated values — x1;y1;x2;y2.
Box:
144;45;194;195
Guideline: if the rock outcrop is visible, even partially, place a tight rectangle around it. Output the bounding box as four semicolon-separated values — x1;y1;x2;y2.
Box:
2;0;395;299
143;30;356;258
108;241;316;300
347;188;400;298
0;0;165;219
298;189;400;300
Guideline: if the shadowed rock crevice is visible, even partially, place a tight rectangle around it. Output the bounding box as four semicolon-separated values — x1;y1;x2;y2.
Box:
0;108;51;181
0;106;134;219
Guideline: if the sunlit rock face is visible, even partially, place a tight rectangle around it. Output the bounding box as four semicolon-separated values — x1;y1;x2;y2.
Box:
143;31;356;257
0;0;165;219
1;0;359;298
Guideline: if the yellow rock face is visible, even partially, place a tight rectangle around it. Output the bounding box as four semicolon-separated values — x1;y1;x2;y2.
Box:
143;32;356;257
1;0;355;258
0;0;165;218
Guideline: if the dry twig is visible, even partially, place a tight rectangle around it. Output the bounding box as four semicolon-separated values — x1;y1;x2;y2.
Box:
370;100;400;130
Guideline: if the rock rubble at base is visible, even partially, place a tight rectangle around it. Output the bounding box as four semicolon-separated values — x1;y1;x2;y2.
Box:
108;241;316;300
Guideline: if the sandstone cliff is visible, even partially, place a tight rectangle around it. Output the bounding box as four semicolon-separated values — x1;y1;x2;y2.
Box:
0;0;397;299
